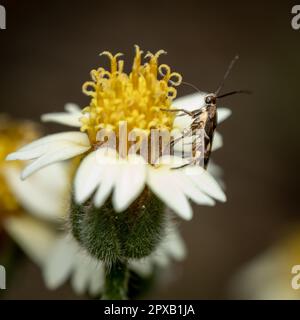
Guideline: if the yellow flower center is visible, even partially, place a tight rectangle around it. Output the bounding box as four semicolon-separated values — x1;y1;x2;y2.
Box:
0;116;39;216
81;45;182;145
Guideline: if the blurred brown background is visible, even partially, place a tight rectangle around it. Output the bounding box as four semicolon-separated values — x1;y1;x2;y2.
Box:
0;0;299;299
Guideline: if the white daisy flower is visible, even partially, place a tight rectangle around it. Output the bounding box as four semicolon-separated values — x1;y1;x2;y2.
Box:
6;46;229;221
0;116;187;297
0;117;68;266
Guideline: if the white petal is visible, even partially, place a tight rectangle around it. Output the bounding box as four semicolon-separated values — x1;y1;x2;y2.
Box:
93;164;119;208
218;107;232;123
113;155;146;212
207;160;223;177
173;115;191;132
184;166;226;202
42;103;81;126
147;166;192;220
4;164;68;221
80;148;119;207
155;155;188;168
71;256;91;295
74;151;104;204
41;104;82;127
21;141;90;179
212;131;223;151
7;131;90;156
88;262;105;296
43;236;77;290
164;229;187;261
42;113;82;127
4;215;57;267
64;103;81;114
156;220;186;261
152;251;171;268
207;161;225;186
6;138;89;163
173;171;215;206
71;253;104;296
129;258;154;277
172;92;207;111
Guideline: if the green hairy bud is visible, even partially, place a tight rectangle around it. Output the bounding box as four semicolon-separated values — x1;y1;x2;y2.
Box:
69;188;166;299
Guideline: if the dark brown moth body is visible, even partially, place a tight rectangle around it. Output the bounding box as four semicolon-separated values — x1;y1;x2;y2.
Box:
202;94;218;168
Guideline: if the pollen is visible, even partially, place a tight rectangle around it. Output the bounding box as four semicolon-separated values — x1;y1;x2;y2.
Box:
0;116;39;215
81;45;182;144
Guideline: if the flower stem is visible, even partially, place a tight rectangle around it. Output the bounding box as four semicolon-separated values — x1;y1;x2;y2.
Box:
102;259;129;300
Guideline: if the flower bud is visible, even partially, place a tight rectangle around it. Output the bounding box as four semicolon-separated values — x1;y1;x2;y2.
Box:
70;189;166;264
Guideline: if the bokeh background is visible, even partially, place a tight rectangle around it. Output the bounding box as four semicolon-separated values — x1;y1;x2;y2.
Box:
0;0;300;299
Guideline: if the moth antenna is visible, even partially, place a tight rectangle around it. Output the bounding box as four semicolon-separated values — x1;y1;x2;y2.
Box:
181;81;203;94
217;90;252;99
215;55;239;96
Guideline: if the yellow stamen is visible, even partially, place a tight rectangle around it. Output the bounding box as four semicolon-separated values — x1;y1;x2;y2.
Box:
81;45;182;145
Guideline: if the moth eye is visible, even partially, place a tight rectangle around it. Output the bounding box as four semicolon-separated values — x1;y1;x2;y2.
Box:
205;97;211;104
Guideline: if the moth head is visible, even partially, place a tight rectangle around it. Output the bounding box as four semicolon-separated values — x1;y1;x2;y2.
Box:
205;94;217;105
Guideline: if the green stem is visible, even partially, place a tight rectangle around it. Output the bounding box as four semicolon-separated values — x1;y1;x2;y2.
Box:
102;259;129;300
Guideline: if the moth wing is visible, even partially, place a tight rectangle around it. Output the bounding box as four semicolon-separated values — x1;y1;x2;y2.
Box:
172;126;206;168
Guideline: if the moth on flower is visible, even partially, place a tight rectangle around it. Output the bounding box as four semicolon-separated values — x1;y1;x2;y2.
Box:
6;46;230;220
164;55;250;169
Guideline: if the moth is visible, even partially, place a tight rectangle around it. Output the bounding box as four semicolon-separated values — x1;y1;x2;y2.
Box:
162;55;250;169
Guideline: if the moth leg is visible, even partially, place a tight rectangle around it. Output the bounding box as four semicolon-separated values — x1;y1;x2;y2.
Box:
171;163;190;170
160;108;194;117
171;156;201;170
